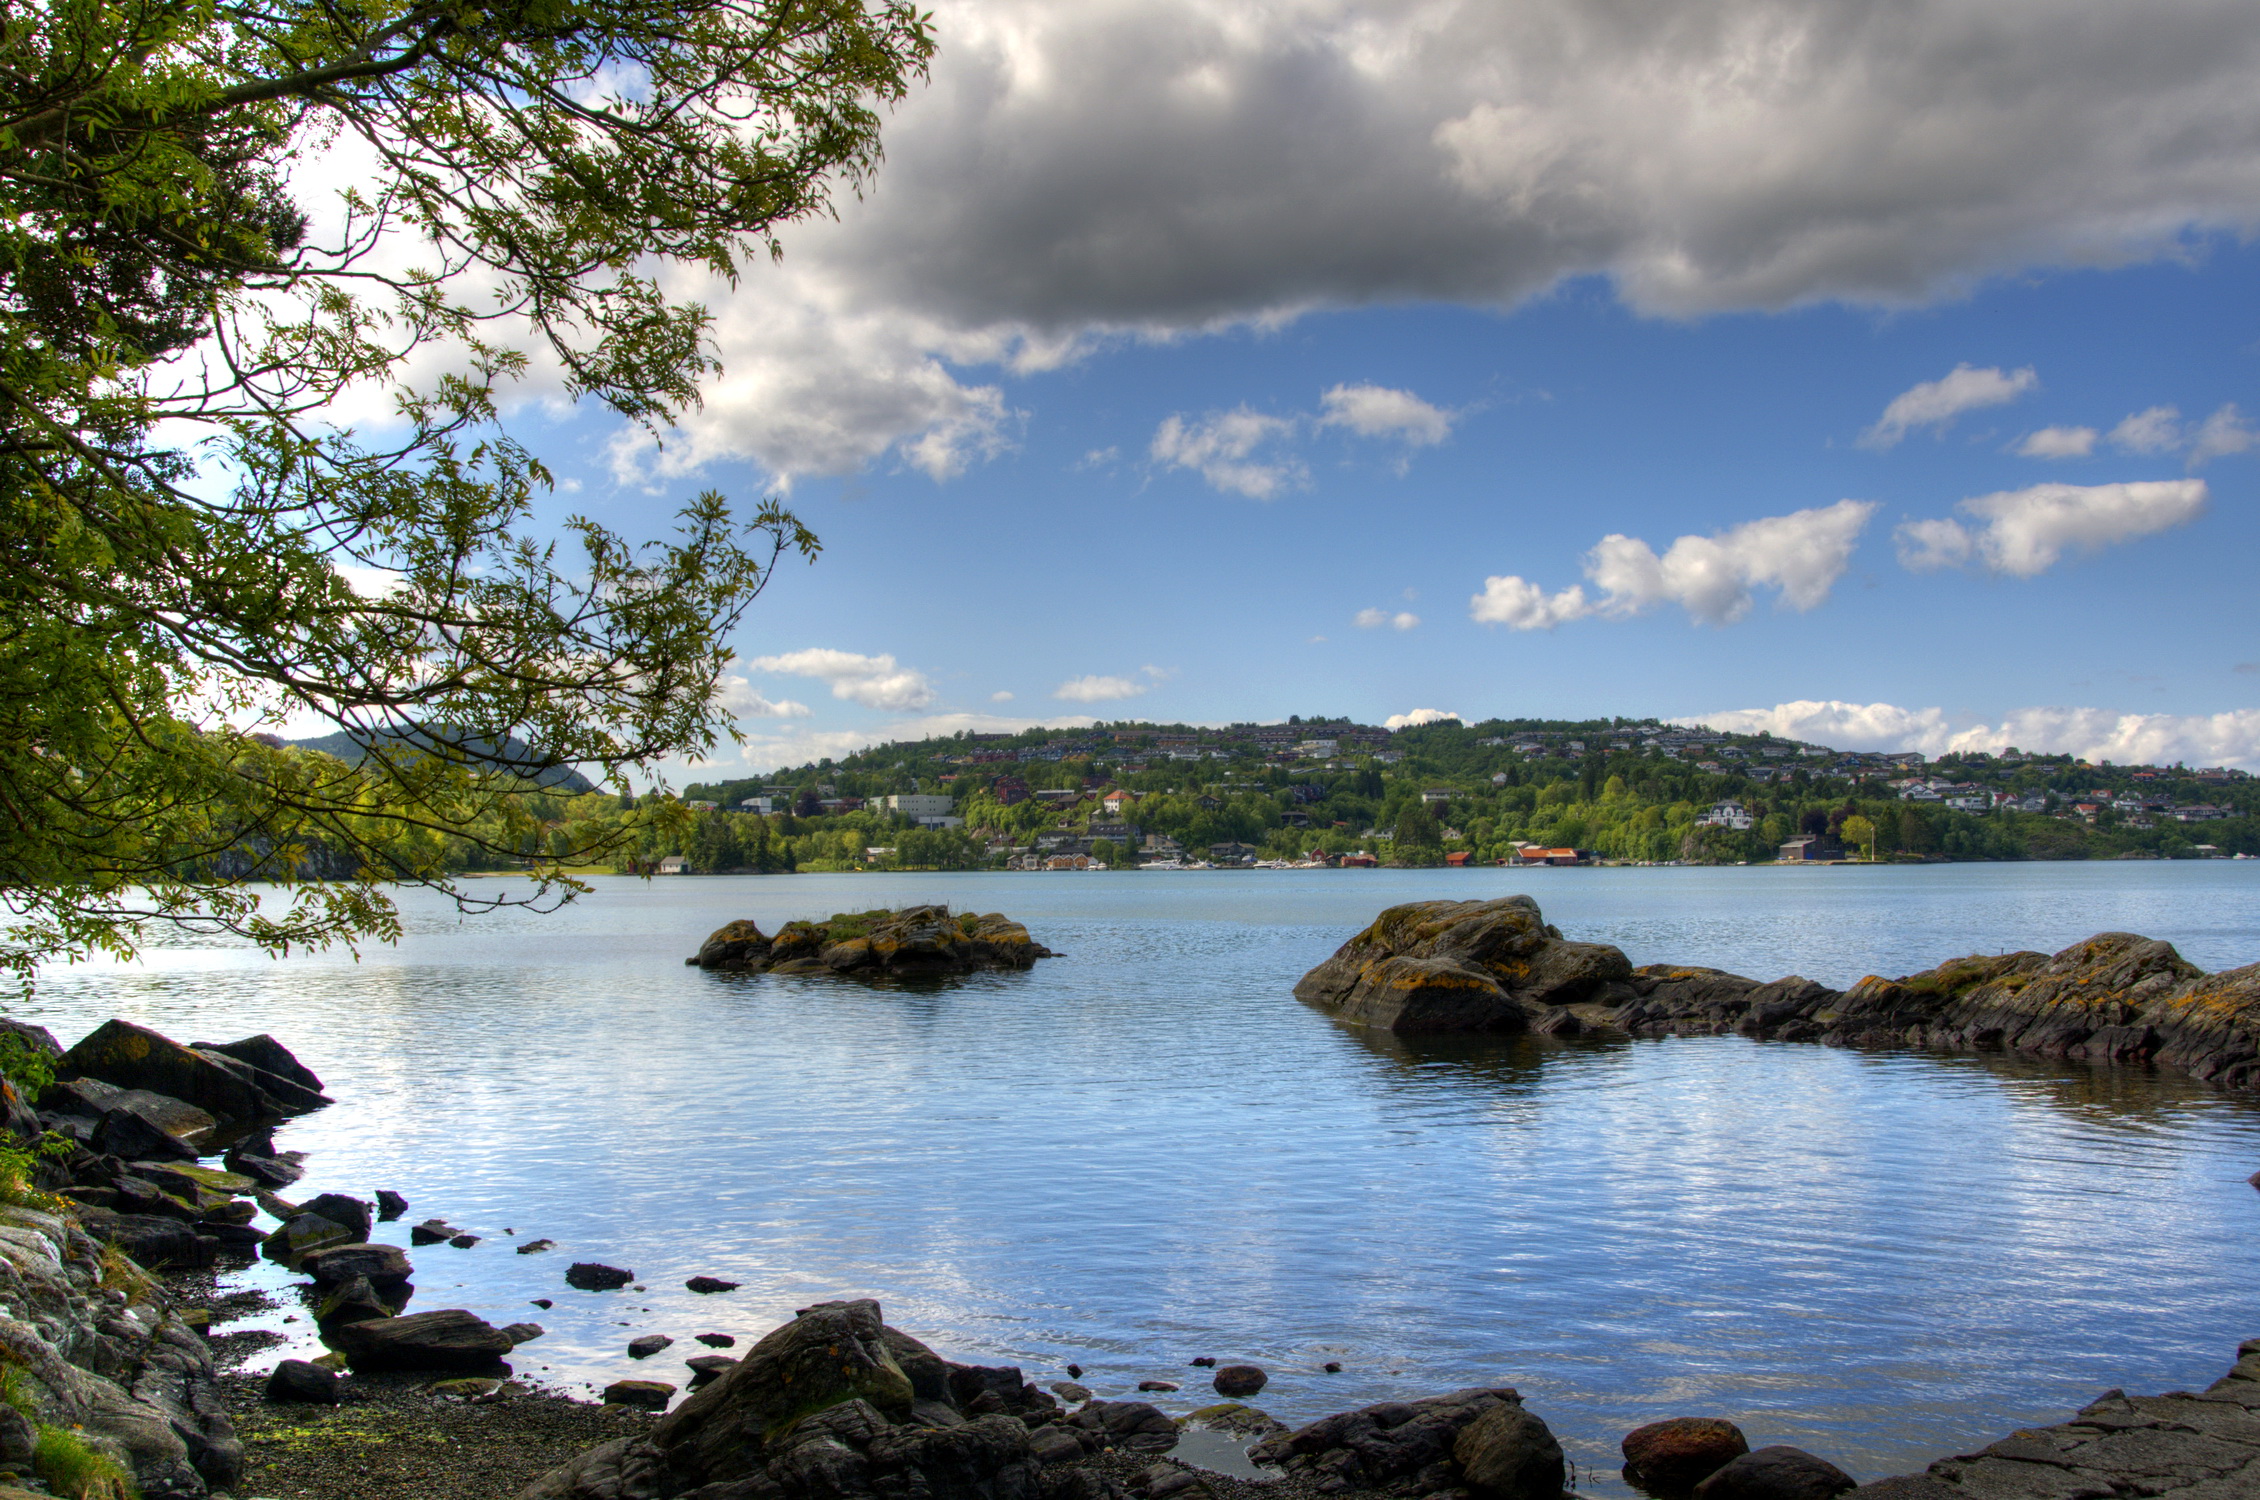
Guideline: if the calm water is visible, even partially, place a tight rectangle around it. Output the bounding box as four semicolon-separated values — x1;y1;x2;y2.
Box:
23;864;2260;1493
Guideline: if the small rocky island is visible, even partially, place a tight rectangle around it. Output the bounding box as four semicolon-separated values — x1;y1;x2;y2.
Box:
688;905;1056;978
1296;896;2260;1091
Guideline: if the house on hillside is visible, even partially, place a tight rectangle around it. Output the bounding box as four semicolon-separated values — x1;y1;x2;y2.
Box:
1696;800;1754;830
656;855;687;875
1778;835;1844;862
1420;788;1453;805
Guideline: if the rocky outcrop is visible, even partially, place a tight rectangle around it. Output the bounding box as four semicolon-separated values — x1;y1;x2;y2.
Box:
1311;898;2260;1090
1294;898;1632;1034
520;1298;1074;1500
1847;1339;2260;1500
59;1020;331;1125
689;907;1057;979
0;1204;243;1497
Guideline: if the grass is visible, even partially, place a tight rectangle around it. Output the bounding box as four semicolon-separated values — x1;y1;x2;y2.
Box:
33;1425;138;1499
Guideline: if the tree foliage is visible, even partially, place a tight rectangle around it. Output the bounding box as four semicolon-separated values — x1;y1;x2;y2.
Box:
0;0;934;979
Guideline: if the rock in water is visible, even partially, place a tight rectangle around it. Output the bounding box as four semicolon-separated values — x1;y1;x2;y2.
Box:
193;1033;326;1095
567;1262;635;1291
376;1189;408;1220
1211;1365;1267;1397
1252;1387;1534;1493
629;1335;674;1359
1694;1447;1857;1500
690;906;1055;978
1294;897;1631;1034
519;1238;557;1254
262;1213;354;1267
411;1219;457;1246
265;1359;342;1404
63;1018;311;1122
685;1275;738;1293
1624;1418;1751;1493
299;1192;373;1241
694;1333;735;1349
1454;1403;1566;1500
1068;1401;1180;1453
332;1309;515;1372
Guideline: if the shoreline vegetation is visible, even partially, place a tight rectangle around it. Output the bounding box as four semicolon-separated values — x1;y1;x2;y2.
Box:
382;716;2257;881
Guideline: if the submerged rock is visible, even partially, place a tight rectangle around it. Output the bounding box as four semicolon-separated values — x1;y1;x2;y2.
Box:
1210;1365;1266;1398
685;1275;738;1294
690;906;1056;979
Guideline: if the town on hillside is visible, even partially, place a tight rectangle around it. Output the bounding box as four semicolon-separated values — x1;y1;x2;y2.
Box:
540;715;2260;874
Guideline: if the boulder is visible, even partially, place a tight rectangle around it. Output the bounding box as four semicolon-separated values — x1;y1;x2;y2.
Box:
450;1234;482;1248
694;1334;736;1349
503;1323;546;1345
1068;1401;1180;1453
193;1033;326;1096
0;1019;60;1064
1295;898;1632;1034
603;1380;677;1411
62;1019;282;1123
568;1262;636;1291
376;1189;408;1220
223;1144;305;1188
690;908;1055;979
1177;1404;1287;1438
695;919;772;970
299;1192;373;1240
92;1105;200;1162
188;1044;332;1114
331;1309;515;1372
630;1335;674;1359
520;1239;558;1255
1624;1418;1752;1494
1138;1380;1179;1392
1453;1403;1566;1500
314;1274;399;1328
265;1359;343;1404
686;1355;737;1390
1211;1366;1266;1398
301;1242;414;1289
1252;1387;1531;1493
1694;1448;1857;1500
685;1275;738;1294
411;1219;458;1246
262;1212;354;1266
74;1209;216;1268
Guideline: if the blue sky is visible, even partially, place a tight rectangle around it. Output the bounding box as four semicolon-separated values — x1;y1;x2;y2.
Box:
483;1;2260;773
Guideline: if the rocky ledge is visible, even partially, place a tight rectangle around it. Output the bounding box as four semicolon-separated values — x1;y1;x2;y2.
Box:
687;906;1056;978
1294;897;2260;1090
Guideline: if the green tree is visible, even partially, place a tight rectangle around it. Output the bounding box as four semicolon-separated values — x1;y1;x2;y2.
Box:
1;0;933;981
1840;814;1876;861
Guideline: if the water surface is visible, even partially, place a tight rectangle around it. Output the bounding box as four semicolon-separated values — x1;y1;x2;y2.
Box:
25;864;2260;1494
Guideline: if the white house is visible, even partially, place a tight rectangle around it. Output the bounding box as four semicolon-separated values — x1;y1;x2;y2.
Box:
1696;800;1754;830
656;855;687;875
881;793;955;819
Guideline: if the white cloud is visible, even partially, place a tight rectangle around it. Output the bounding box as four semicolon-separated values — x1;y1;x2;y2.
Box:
746;648;939;711
1054;674;1149;702
1150;408;1304;499
1895;479;2207;577
2016;425;2098;459
1861;364;2038;449
713;675;813;719
2109;406;2184;455
990;690;1015;702
1469;576;1593;631
1320;384;1454;445
2189;403;2259;465
1354;607;1421;630
1385;709;1461;729
1688;700;2260;771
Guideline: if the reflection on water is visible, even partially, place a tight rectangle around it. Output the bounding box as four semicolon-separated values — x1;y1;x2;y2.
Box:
22;866;2260;1496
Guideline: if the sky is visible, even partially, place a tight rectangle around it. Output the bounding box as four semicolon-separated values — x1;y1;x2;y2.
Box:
438;0;2260;774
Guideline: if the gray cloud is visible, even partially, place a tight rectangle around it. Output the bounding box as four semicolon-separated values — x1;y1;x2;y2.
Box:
628;0;2260;484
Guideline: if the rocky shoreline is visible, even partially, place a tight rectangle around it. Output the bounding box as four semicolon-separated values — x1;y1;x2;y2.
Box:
1294;896;2260;1092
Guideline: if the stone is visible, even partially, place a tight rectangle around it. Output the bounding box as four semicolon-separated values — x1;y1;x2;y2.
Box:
432;1377;505;1399
376;1189;408;1220
265;1359;342;1404
692;1332;735;1348
691;907;1054;979
686;1275;739;1293
1052;1382;1092;1404
1323;1362;1343;1373
224;1145;305;1188
299;1192;374;1240
1144;1466;1209;1500
194;1033;326;1095
302;1242;414;1288
1178;1404;1288;1438
1625;1418;1753;1493
568;1261;636;1291
92;1106;198;1163
1252;1387;1529;1492
411;1219;458;1246
332;1309;516;1372
604;1380;677;1410
1070;1400;1181;1453
629;1335;674;1359
62;1019;280;1123
450;1233;482;1248
685;1356;737;1390
1694;1447;1858;1500
519;1238;558;1254
1189;1357;1216;1368
263;1213;354;1266
1295;897;1635;1034
1454;1402;1566;1500
75;1209;217;1268
314;1275;397;1328
502;1323;545;1346
1211;1365;1266;1398
532;1299;555;1310
1030;1424;1094;1465
1140;1380;1180;1392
